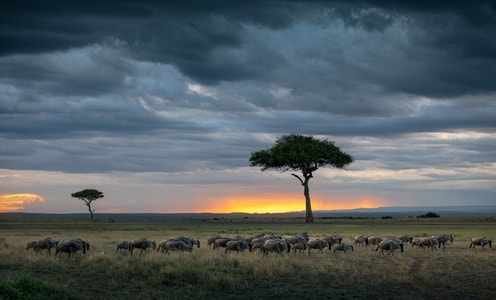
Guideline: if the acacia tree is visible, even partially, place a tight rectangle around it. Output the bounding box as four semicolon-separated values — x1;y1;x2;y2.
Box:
71;189;104;220
249;134;353;223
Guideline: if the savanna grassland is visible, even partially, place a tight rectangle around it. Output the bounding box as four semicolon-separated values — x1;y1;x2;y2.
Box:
0;214;495;300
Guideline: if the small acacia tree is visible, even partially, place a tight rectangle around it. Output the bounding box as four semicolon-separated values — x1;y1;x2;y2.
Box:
250;134;353;223
71;189;104;220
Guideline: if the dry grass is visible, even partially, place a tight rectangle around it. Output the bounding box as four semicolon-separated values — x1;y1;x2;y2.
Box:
0;216;495;299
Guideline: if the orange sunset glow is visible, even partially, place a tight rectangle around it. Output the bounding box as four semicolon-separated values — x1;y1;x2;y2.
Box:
0;193;44;212
203;194;385;213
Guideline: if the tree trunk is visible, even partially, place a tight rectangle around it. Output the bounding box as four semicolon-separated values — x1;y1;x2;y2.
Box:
86;203;94;220
303;176;313;223
292;173;314;223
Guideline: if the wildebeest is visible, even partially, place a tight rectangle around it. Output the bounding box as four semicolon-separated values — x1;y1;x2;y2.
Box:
354;235;367;248
35;237;59;255
333;243;354;254
307;238;330;256
55;239;88;258
469;237;492;250
433;234;453;249
376;239;404;256
291;242;307;254
156;240;190;253
366;235;383;247
324;234;342;246
418;237;439;250
225;240;251;254
261;234;282;240
285;233;309;246
245;232;266;242
250;239;265;253
168;236;200;250
262;239;290;257
398;235;413;244
130;238;156;255
25;241;38;251
213;238;232;250
116;241;131;254
207;235;223;249
55;241;79;257
72;238;90;251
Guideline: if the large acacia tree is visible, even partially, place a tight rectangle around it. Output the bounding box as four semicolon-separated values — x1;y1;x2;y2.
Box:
249;134;353;223
71;189;104;220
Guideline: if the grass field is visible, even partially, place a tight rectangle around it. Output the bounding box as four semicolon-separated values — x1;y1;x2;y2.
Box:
0;215;495;299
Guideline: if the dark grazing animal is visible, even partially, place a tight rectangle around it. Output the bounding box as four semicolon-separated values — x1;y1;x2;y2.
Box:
225;240;251;254
72;238;90;252
262;239;290;257
25;241;38;251
291;242;307;254
130;238;156;255
354;235;367;248
55;239;88;258
116;241;131;254
469;237;492;250
366;235;383;247
207;235;223;249
333;243;354;254
433;234;454;249
398;235;413;244
213;238;232;250
285;233;309;246
250;240;265;253
168;236;200;250
36;237;60;255
376;239;404;256
55;241;79;257
156;240;190;253
307;238;330;255
324;234;342;246
418;237;439;250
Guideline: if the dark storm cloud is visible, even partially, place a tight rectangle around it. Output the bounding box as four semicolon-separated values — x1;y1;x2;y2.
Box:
0;1;294;84
1;1;495;94
0;0;495;175
0;47;134;99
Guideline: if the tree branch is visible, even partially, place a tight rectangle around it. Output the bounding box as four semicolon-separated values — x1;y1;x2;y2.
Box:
291;173;304;185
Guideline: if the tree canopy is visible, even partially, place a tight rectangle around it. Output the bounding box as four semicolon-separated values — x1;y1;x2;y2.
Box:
250;134;353;223
71;189;104;220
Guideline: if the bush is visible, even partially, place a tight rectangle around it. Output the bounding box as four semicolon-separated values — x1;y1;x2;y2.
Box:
418;212;440;218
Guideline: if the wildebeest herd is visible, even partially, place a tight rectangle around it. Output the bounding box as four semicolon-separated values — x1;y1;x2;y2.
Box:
25;237;90;257
25;233;492;258
115;237;200;255
206;232;493;256
207;232;493;256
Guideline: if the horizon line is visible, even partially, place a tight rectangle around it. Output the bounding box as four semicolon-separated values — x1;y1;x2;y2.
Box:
4;204;496;215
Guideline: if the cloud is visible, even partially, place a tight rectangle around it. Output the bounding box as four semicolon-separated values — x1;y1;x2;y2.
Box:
0;193;44;212
0;1;494;213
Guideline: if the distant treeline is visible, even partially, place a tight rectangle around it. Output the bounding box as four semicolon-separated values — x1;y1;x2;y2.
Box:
417;212;440;218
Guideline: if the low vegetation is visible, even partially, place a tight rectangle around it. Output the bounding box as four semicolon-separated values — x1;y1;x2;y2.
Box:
418;212;440;218
0;215;495;299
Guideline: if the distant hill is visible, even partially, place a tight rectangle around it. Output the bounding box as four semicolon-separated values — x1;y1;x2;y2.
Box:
1;205;495;221
312;205;496;218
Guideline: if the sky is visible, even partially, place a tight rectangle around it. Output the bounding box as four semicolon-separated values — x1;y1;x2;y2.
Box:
1;1;495;214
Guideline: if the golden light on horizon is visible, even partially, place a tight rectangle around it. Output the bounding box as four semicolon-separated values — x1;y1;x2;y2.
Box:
313;197;384;210
205;195;304;213
0;193;44;212
202;194;385;214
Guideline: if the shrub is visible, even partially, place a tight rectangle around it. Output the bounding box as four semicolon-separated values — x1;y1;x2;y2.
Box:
418;212;440;218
